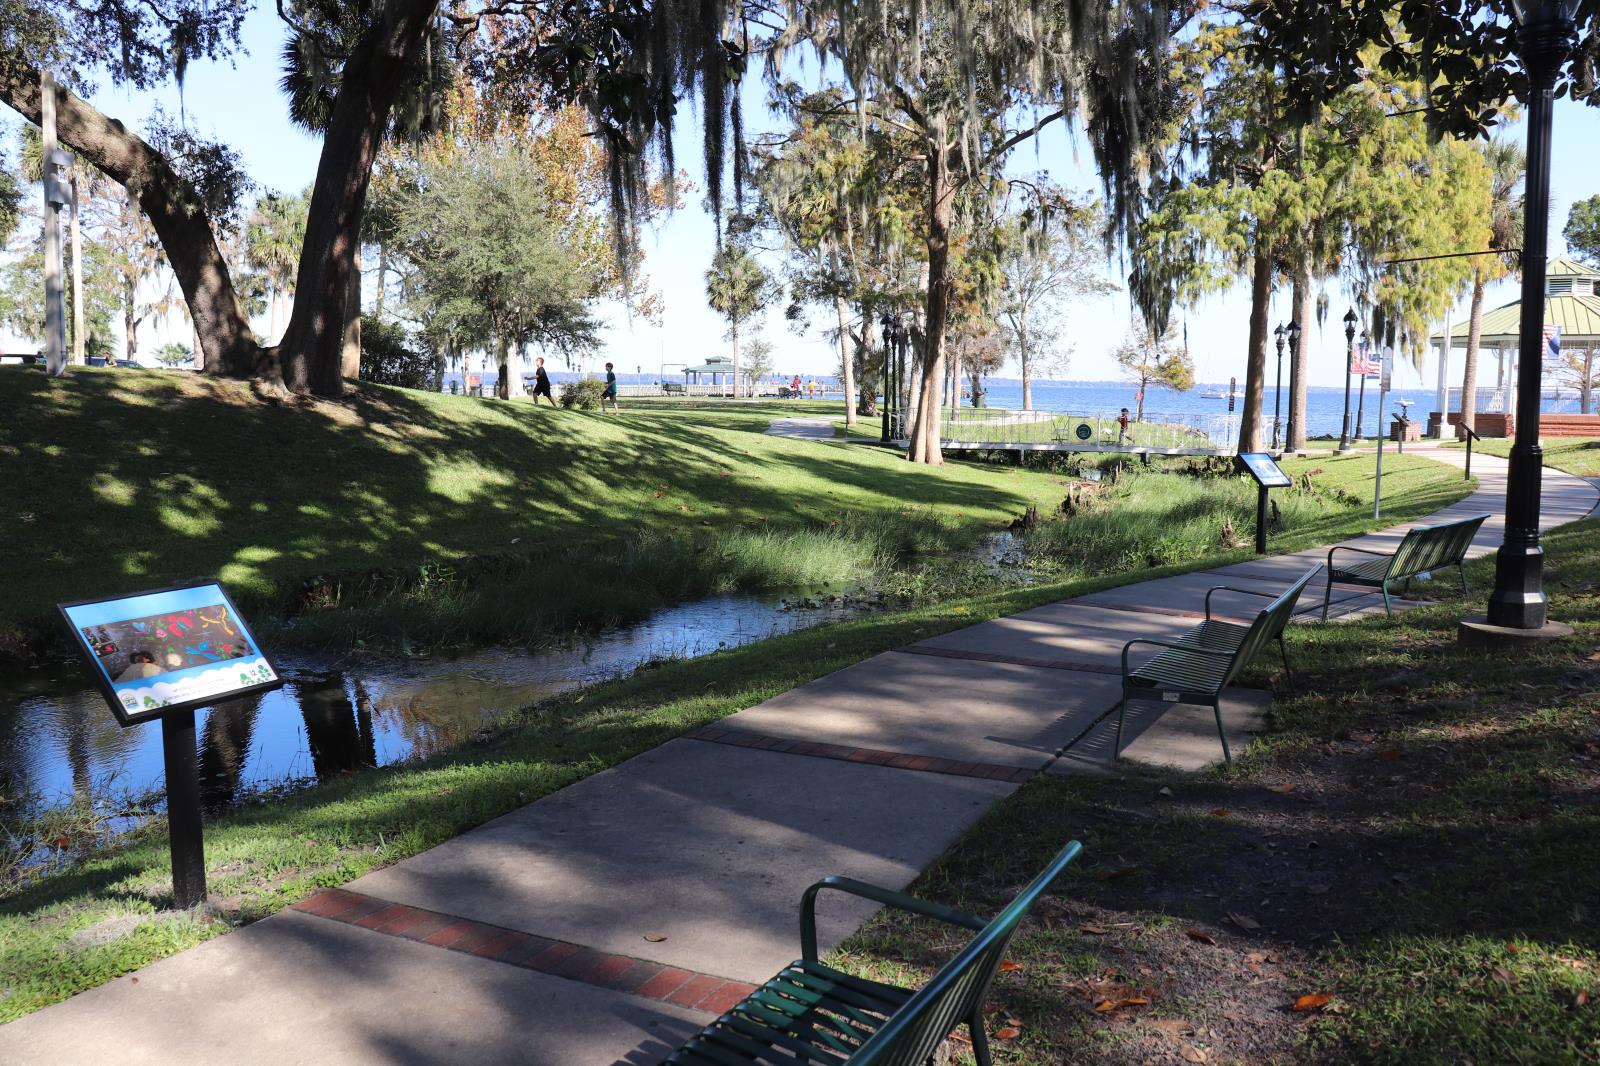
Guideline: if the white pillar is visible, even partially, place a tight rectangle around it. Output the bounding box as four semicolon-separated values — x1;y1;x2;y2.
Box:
1434;308;1451;435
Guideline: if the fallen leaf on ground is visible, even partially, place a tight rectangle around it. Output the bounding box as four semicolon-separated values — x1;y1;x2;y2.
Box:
1186;929;1217;945
1293;994;1332;1012
999;961;1023;972
1491;965;1515;985
1094;997;1149;1013
1269;783;1297;794
1158;786;1173;797
1180;1044;1208;1063
1210;808;1230;817
1079;924;1110;935
1575;990;1589;1008
1147;1019;1194;1037
643;933;667;943
994;1027;1021;1040
1228;913;1261;930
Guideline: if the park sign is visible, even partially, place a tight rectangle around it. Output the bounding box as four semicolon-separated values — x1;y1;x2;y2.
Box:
59;580;281;728
1237;452;1291;488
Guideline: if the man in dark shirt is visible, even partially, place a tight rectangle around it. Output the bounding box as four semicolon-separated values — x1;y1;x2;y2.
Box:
531;357;556;406
602;362;620;413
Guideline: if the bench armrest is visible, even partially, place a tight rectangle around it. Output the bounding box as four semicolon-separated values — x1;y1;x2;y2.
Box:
1120;637;1233;677
1204;585;1276;619
1326;544;1393;569
800;877;987;962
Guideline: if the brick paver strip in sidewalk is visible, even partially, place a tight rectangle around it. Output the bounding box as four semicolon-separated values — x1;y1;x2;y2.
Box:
685;726;1039;782
291;889;758;1015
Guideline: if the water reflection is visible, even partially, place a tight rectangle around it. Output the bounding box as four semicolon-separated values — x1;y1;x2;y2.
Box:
1;590;867;817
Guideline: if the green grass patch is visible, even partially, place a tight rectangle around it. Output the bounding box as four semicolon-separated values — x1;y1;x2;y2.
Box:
1445;435;1600;478
832;518;1600;1064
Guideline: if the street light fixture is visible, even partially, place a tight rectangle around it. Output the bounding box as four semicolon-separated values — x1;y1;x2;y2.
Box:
1338;308;1357;451
1479;0;1582;634
1272;324;1286;451
1286;320;1301;452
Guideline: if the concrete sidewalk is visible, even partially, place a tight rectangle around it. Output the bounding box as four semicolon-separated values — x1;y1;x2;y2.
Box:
3;450;1594;1065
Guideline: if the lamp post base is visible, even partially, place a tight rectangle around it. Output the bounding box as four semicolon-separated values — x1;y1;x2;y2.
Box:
1457;615;1574;650
1487;542;1548;629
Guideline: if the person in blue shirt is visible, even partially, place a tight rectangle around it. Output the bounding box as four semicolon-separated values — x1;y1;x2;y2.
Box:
602;362;620;413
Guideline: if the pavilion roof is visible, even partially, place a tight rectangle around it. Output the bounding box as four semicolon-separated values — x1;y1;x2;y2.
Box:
1434;292;1600;347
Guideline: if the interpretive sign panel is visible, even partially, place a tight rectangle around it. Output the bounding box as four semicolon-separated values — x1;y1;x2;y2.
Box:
59;581;282;726
1237;452;1292;488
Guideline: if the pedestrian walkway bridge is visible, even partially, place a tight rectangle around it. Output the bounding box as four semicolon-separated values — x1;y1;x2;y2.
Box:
903;407;1242;456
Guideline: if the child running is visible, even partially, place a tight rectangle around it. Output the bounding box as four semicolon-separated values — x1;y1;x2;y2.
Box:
602;362;620;413
531;357;556;407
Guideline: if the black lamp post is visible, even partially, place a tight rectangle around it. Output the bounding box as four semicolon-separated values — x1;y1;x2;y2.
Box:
879;313;898;444
1485;0;1580;630
1338;308;1357;451
1272;324;1285;451
1286;321;1301;451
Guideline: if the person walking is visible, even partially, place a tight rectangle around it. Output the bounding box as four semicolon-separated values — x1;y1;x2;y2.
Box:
531;357;557;407
1117;407;1131;445
602;362;620;413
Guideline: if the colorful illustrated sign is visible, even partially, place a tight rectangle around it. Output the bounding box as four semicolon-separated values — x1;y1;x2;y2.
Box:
1237;452;1292;488
59;581;282;727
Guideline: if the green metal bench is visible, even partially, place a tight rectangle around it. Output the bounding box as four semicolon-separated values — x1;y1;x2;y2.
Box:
664;840;1084;1066
1320;513;1490;619
1116;564;1322;765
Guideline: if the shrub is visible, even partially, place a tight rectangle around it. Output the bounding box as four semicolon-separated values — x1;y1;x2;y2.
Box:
560;378;605;409
360;318;440;390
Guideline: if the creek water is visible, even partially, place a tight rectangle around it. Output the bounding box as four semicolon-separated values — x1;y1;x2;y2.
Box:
0;590;867;819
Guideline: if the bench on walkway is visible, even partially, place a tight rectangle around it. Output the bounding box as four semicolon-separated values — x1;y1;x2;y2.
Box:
1320;513;1490;619
665;840;1083;1066
1116;564;1323;765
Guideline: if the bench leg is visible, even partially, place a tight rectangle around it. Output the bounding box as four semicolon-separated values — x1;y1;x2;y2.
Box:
1380;581;1393;617
1321;576;1335;621
1113;696;1128;761
1459;561;1469;595
1278;635;1296;695
1213;700;1232;765
969;1005;993;1066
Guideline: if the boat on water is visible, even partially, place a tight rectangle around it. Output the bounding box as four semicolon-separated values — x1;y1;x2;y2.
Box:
1200;389;1229;399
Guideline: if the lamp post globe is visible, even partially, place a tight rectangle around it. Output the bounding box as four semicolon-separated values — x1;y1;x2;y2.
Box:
1482;0;1579;630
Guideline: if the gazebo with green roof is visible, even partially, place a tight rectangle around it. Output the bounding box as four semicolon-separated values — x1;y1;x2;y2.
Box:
1431;257;1600;432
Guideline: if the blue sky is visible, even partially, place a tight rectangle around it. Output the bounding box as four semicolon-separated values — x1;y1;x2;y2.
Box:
11;4;1600;387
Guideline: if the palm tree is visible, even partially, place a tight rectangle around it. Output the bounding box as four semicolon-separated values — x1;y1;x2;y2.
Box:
246;190;310;345
705;244;776;398
1461;138;1525;432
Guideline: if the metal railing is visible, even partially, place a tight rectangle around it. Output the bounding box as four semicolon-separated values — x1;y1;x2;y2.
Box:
933;406;1240;453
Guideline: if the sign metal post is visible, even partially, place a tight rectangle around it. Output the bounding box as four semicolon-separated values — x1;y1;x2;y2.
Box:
58;581;283;909
1236;453;1292;554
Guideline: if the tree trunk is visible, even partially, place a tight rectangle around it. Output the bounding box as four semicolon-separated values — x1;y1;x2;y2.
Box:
1288;245;1312;452
341;246;362;381
1238;240;1272;454
0;55;263;379
830;247;856;426
908;142;955;466
1461;273;1486;431
273;0;440;396
1020;307;1032;410
495;331;510;400
375;242;389;320
70;172;84;363
731;321;741;399
124;277;137;361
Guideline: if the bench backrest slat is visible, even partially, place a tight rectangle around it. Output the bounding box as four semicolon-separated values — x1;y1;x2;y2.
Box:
1387;514;1490;580
853;841;1083;1065
1218;564;1322;688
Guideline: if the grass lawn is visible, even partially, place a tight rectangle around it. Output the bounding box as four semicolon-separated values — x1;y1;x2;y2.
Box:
3;368;1469;658
834;521;1600;1064
1445;435;1600;478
